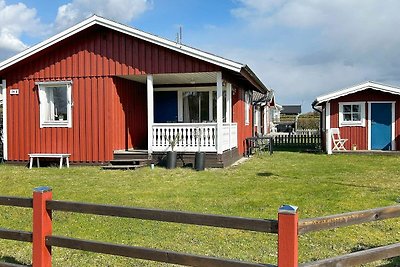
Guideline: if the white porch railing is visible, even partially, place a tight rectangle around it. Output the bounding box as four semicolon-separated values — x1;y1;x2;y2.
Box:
152;123;237;152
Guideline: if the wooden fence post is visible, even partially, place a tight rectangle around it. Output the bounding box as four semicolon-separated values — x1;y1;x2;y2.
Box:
278;205;298;267
33;186;52;267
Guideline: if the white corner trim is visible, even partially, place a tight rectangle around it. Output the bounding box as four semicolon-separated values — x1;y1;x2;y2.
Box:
325;102;332;154
367;102;371;150
1;79;7;160
147;75;154;153
325;102;330;130
216;72;223;154
367;101;396;151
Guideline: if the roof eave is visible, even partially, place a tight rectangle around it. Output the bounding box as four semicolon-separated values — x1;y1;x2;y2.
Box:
240;65;270;94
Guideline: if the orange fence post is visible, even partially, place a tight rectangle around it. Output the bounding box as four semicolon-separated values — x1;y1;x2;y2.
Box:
278;205;298;267
33;186;53;267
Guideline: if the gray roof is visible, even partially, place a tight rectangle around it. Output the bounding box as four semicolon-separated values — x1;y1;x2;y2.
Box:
281;105;302;115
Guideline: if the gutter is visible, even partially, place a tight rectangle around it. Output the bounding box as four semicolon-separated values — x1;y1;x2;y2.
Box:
240;65;270;94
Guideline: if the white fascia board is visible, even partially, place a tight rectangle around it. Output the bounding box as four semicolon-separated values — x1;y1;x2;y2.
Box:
0;15;243;73
0;18;98;71
314;81;400;106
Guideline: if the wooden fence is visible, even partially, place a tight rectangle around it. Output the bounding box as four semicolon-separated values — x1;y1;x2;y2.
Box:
0;188;399;266
272;133;321;151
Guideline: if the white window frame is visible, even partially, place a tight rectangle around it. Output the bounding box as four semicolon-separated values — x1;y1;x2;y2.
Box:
36;81;73;128
339;101;365;127
245;91;251;125
254;107;260;127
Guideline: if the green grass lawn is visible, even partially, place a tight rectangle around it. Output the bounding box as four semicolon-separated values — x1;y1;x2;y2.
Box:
0;152;399;266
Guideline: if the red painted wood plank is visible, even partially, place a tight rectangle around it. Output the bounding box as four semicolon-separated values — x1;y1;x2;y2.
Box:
79;78;86;162
85;77;93;162
98;77;105;162
126;36;133;75
84;42;91;78
92;77;99;162
72;78;80;162
112;32;119;75
120;34;128;75
132;38;139;74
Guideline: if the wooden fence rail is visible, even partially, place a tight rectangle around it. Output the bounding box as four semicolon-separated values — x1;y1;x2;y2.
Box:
298;205;400;234
300;243;400;267
47;200;278;233
0;188;399;266
46;236;273;267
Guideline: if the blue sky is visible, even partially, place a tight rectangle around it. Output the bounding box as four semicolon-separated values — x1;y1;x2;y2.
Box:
2;0;400;111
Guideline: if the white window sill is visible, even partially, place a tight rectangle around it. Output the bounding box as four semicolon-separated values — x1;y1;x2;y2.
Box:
339;121;365;127
41;122;71;128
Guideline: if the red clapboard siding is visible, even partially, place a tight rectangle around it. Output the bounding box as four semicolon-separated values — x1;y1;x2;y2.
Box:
232;87;253;155
329;89;400;150
1;25;223;162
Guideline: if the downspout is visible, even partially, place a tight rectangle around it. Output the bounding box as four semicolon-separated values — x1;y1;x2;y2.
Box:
312;101;323;150
312;102;322;134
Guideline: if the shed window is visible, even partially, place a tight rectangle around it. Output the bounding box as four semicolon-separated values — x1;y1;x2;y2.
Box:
37;81;72;128
339;102;365;127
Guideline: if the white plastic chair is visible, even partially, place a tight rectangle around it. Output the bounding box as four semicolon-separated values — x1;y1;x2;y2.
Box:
331;128;348;150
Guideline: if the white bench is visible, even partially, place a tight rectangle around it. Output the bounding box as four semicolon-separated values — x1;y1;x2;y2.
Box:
28;153;71;169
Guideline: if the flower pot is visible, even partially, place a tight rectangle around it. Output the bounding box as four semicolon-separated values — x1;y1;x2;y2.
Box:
194;152;205;171
166;151;177;169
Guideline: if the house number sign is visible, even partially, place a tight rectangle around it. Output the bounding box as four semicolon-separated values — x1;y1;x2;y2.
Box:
10;89;19;95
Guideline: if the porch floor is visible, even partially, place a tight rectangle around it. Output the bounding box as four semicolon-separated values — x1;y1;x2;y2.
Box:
112;148;241;168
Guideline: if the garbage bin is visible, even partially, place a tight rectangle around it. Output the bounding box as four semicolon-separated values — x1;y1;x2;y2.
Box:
194;152;205;171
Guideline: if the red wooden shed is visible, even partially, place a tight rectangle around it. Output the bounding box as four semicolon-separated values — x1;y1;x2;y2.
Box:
313;81;400;153
0;15;271;167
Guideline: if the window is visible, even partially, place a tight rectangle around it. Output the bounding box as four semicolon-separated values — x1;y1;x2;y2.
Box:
37;81;72;128
339;102;365;127
183;91;209;123
245;91;251;125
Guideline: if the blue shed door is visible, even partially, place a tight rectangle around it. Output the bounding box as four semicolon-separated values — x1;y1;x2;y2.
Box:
371;103;392;150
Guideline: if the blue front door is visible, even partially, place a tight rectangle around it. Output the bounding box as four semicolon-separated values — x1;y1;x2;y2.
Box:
371;103;392;150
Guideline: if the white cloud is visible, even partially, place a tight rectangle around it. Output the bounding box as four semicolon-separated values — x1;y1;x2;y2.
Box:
0;0;46;59
229;0;400;110
55;0;150;31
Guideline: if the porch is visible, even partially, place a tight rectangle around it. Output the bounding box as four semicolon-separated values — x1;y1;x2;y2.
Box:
120;71;238;154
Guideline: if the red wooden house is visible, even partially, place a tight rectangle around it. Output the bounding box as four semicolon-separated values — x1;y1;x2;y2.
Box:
0;15;271;167
313;81;400;153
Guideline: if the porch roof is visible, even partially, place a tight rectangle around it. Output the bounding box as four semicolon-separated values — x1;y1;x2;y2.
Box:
119;72;218;87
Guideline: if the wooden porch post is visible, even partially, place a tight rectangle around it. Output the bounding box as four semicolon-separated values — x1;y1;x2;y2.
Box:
147;75;154;154
216;72;223;154
226;83;232;150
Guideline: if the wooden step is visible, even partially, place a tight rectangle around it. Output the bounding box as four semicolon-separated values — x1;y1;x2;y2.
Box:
113;151;150;160
102;165;143;170
110;159;149;165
